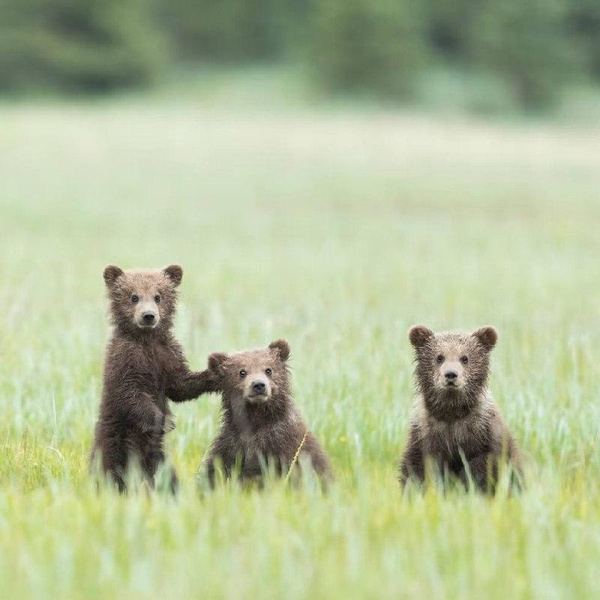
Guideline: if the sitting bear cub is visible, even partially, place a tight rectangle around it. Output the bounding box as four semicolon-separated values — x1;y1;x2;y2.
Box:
201;340;332;487
399;325;522;492
91;264;216;492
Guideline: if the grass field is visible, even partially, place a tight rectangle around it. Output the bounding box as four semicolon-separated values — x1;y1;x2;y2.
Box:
1;82;599;599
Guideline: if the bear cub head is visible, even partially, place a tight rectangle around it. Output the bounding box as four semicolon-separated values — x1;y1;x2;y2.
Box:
409;325;498;418
208;340;291;407
103;264;183;334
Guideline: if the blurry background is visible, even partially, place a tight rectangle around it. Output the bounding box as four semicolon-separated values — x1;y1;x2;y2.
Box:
1;2;600;599
0;0;599;112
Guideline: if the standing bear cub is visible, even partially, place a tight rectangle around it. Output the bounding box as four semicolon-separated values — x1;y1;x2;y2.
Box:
201;340;332;487
91;265;216;492
399;325;522;492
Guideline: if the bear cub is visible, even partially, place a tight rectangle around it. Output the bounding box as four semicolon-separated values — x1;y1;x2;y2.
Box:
91;264;216;492
201;340;332;487
399;325;522;492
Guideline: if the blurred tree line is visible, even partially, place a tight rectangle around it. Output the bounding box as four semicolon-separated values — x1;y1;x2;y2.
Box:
0;0;598;110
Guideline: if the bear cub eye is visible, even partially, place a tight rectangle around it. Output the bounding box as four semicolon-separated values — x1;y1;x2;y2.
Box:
131;294;139;304
460;356;468;365
239;369;247;378
154;295;161;303
265;368;272;376
436;354;444;364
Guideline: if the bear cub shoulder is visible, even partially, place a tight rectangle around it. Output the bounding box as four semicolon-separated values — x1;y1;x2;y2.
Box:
399;325;522;492
201;339;332;487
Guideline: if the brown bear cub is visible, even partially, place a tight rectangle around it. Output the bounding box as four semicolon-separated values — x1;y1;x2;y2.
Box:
399;325;522;493
201;340;332;487
91;265;217;492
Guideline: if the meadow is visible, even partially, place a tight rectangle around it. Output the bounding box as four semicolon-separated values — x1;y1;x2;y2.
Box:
1;78;599;599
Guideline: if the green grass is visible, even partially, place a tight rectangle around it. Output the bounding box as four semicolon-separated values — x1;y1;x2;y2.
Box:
1;84;599;599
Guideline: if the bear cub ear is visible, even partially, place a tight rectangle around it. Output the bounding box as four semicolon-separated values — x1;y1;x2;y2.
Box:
472;326;498;351
103;265;124;287
409;325;433;348
163;265;183;287
208;352;228;373
269;339;290;362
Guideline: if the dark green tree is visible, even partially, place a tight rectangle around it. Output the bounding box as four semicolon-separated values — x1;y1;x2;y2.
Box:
0;0;166;93
471;0;577;110
308;0;427;100
422;0;477;61
568;0;600;79
160;0;289;63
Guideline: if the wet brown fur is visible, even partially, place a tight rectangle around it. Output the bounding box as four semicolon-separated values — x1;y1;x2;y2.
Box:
91;265;217;492
399;325;522;493
201;340;332;487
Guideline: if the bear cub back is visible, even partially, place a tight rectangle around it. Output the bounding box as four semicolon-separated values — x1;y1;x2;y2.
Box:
201;340;332;487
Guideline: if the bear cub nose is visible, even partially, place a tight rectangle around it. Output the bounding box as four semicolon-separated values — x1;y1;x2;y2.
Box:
252;381;266;394
445;370;458;380
142;312;156;324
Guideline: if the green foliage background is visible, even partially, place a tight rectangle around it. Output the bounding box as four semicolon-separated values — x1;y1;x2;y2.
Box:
0;0;166;92
0;0;598;109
